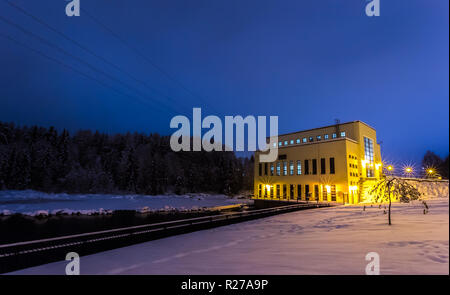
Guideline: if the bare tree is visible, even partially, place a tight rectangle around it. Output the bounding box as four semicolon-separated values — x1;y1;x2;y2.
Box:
370;176;423;225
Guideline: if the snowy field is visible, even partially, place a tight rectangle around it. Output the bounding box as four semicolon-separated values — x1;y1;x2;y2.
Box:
10;198;448;275
0;190;249;215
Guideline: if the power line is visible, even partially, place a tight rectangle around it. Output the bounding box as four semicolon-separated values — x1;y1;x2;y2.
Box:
0;13;186;115
80;5;220;114
3;0;192;115
0;32;172;115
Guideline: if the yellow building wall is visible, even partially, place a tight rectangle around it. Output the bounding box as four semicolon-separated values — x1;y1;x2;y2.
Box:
254;121;383;204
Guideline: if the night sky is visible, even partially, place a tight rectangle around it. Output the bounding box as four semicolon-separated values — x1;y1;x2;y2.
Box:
0;0;448;163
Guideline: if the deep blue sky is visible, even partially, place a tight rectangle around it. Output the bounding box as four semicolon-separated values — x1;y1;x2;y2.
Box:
0;0;448;163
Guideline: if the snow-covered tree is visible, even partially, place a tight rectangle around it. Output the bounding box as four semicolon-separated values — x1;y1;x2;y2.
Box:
370;176;423;225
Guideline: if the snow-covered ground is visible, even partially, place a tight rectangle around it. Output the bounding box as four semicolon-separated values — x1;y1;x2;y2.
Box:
0;190;250;215
10;198;448;275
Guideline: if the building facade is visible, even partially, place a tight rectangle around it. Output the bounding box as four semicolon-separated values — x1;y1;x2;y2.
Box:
254;121;382;204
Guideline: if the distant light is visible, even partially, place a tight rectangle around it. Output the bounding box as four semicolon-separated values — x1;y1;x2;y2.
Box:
427;169;434;174
405;167;413;173
387;165;393;171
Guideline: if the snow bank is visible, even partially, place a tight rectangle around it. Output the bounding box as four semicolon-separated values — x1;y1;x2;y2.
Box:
0;190;251;215
402;179;449;199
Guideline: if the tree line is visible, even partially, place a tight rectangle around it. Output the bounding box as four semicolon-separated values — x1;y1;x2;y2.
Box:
0;122;254;195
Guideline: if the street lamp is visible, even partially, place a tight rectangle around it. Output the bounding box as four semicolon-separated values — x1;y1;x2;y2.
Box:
404;167;413;177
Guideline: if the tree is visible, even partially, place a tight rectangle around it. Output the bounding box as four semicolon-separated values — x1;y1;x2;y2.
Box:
370;176;423;225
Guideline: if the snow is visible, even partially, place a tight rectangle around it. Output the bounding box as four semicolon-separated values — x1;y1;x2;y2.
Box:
0;190;251;215
9;197;448;275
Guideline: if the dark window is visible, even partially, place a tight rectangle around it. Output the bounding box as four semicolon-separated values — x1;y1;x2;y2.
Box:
305;185;310;201
297;184;302;200
258;163;262;176
276;184;280;197
290;185;295;200
258;184;261;197
314;185;319;201
264;163;268;175
278;154;287;160
309;137;313;142
312;159;317;175
321;158;326;174
305;160;310;175
270;186;274;198
330;158;335;174
283;184;287;199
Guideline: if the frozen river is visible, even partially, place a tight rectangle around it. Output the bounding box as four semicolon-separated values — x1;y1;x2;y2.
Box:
0;190;249;215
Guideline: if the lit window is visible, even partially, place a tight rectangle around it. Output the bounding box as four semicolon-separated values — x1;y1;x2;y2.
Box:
309;137;313;142
296;139;300;144
297;160;302;175
332;133;337;139
302;138;307;143
340;131;346;137
283;161;288;176
289;161;294;175
324;134;329;139
270;163;274;176
290;140;294;145
279;142;282;146
317;135;321;141
276;162;281;176
284;141;288;146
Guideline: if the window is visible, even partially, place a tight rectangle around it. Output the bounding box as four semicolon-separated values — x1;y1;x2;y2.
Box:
297;160;302;175
340;131;346;137
296;139;300;144
258;163;262;176
309;137;313;142
332;133;337;139
302;138;307;143
297;184;302;200
276;162;281;176
305;160;310;175
284;141;288;146
279;141;282;147
331;185;336;201
289;161;294;175
270;186;274;198
290;185;295;199
330;158;335;174
276;185;280;197
324;134;329;140
283;161;288;176
321;158;326;174
364;137;375;177
312;159;317;175
283;184;287;199
305;185;310;201
264;163;268;175
258;184;261;197
290;140;294;145
316;135;321;141
270;163;274;176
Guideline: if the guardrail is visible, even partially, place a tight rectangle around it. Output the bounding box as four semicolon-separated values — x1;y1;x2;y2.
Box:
0;202;330;273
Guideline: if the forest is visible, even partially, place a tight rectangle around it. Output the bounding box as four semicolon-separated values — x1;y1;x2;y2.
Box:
0;122;254;195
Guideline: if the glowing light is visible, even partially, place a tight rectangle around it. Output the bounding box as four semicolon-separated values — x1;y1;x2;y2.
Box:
405;167;413;173
265;185;271;191
325;185;331;193
387;165;393;171
349;185;358;191
427;169;434;174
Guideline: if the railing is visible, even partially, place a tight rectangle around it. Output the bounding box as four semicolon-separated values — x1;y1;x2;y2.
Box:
0;202;330;273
